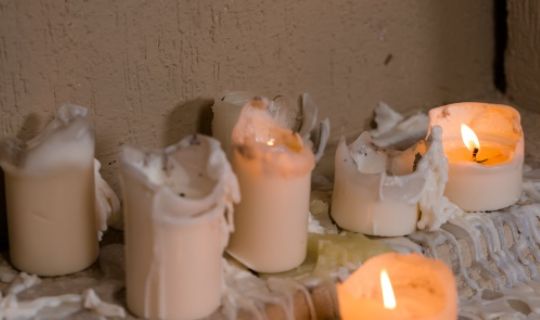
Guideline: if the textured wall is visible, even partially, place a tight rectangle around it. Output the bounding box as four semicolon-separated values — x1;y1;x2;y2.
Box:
0;0;495;183
507;0;540;111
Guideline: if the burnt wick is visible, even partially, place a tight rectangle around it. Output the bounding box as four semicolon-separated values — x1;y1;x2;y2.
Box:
472;147;487;164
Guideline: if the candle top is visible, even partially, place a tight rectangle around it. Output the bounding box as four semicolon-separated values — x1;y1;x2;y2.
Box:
0;104;94;174
429;103;523;161
231;97;315;176
120;134;240;221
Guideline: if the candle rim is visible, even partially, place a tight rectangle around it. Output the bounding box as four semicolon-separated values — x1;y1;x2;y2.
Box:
429;102;522;123
120;134;240;218
0;104;94;174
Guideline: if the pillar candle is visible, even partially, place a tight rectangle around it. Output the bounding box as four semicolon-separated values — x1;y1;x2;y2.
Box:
331;132;423;236
331;125;460;235
338;252;457;320
120;135;240;320
0;105;98;276
226;97;315;273
429;103;524;211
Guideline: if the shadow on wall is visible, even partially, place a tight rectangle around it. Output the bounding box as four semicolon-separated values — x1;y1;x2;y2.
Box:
427;0;496;106
493;0;508;92
16;113;43;142
162;98;214;147
0;169;9;251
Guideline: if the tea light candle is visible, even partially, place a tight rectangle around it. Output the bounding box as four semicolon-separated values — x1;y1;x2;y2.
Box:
429;103;524;211
0;104;98;276
226;97;315;273
120;135;240;320
338;252;457;320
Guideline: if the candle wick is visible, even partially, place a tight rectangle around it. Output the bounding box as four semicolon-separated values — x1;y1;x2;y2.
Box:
472;147;488;164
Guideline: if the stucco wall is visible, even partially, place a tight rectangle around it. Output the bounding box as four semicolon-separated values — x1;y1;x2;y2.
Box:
507;0;540;111
0;0;495;183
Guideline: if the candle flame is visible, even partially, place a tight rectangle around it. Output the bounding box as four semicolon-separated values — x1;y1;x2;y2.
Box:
266;138;276;146
380;269;396;310
461;124;480;152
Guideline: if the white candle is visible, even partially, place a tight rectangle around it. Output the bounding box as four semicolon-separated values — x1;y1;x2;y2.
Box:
332;124;461;235
331;132;423;236
226;97;315;273
429;103;524;211
119;135;239;320
0;105;98;276
338;252;457;320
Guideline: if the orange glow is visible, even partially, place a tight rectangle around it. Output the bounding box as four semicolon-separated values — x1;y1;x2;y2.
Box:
460;124;480;152
380;269;397;310
266;138;276;146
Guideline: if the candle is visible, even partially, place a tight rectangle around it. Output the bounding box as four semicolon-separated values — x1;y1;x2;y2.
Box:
331;130;426;236
226;97;315;273
338;252;457;320
429;102;524;211
0;104;98;276
119;135;240;319
332;125;461;235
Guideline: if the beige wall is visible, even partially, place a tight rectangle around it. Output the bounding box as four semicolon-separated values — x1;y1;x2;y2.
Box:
507;0;540;112
0;0;496;183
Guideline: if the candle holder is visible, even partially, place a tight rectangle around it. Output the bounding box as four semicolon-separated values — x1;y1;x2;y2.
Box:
0;104;98;276
119;135;240;320
429;103;524;211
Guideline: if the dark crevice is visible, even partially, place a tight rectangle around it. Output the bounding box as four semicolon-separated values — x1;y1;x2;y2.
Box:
494;0;508;92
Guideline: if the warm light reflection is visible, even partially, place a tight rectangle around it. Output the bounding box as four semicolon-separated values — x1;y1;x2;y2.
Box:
266;138;276;146
461;124;480;152
380;269;397;310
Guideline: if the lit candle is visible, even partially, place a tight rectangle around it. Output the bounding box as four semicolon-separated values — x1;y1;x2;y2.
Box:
0;104;98;276
429;103;524;211
119;135;240;319
337;252;457;320
226;97;315;273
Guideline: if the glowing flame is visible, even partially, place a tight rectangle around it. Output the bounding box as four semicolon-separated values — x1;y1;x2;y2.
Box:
380;269;396;310
461;124;480;152
266;138;276;146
